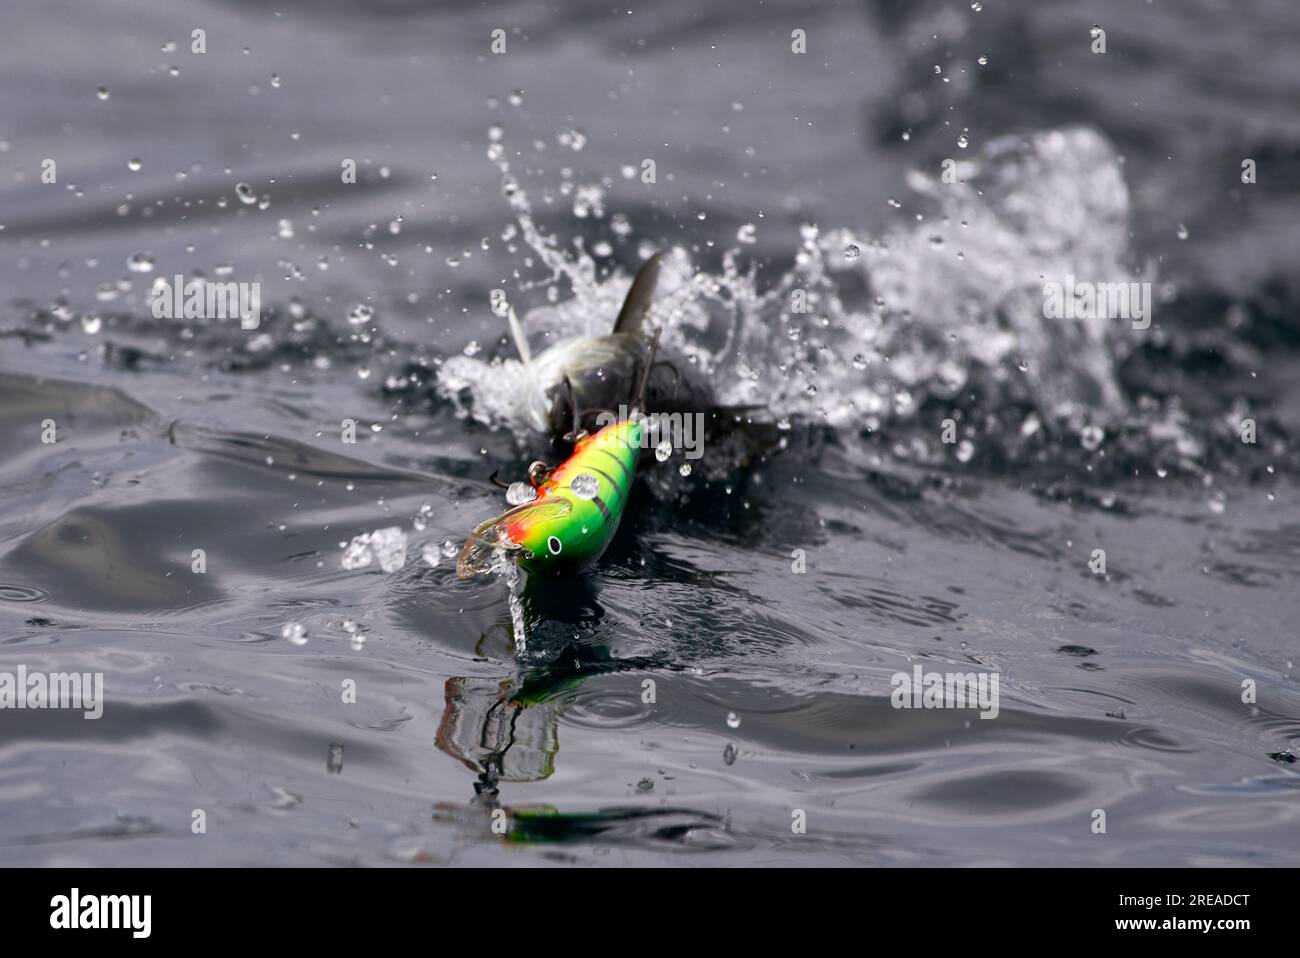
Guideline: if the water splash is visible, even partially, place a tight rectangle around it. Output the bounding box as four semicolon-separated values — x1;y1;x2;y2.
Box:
341;526;407;573
438;126;1154;465
496;551;528;655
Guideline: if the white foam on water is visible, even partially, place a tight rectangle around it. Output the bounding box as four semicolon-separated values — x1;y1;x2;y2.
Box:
439;126;1158;457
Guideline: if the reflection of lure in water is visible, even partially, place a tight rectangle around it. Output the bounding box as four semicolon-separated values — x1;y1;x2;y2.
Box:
501;805;728;847
434;631;677;789
457;334;656;578
435;676;562;785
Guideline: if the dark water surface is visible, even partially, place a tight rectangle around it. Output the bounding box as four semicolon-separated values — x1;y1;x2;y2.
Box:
1;0;1299;865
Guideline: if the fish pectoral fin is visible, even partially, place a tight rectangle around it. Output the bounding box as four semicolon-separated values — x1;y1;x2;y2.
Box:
611;251;664;335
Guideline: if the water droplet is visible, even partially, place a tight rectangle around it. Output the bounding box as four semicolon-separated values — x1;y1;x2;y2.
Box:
1176;223;1189;240
654;440;672;462
956;439;975;463
957;132;969;149
678;463;692;478
636;777;654;792
977;55;988;65
235;182;257;205
282;622;308;645
462;340;481;357
558;128;587;151
347;304;373;326
736;223;757;244
270;73;281;88
843;243;861;261
723;743;737;765
371;527;408;572
127;158;142;172
126;252;154;273
506;481;536;505
852;353;868;370
81;315;102;334
421;543;441;567
726;711;741;729
971;1;983;9
342;527;407;572
96;87;110;101
1080;425;1104;451
570;472;599;499
326;742;343;773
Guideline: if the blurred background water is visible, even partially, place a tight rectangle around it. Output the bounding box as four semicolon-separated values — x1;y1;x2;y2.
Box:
1;0;1299;865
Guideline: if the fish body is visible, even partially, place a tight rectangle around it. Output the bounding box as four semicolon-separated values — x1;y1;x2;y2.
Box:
534;333;714;448
509;253;714;451
457;417;640;577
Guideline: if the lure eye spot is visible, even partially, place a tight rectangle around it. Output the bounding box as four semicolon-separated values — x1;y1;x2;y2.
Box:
547;535;562;555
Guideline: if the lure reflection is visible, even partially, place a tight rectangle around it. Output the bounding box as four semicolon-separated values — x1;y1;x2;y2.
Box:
435;580;607;788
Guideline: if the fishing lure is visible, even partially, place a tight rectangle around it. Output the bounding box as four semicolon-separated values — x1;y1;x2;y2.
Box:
457;331;659;578
456;418;641;577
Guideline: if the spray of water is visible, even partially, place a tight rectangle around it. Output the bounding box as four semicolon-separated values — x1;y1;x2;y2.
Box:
440;127;1151;462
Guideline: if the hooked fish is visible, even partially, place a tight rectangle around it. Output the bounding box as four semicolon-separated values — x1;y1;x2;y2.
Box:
518;252;715;453
457;251;776;579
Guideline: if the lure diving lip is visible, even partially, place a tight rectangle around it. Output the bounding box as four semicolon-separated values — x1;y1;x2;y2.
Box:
456;416;642;577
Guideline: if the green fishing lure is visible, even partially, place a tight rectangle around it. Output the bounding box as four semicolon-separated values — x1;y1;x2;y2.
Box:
457;417;642;577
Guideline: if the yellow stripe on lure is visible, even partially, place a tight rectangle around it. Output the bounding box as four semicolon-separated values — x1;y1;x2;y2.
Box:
456;417;641;577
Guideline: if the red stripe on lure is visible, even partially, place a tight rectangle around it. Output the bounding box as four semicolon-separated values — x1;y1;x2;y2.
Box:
456;417;642;577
